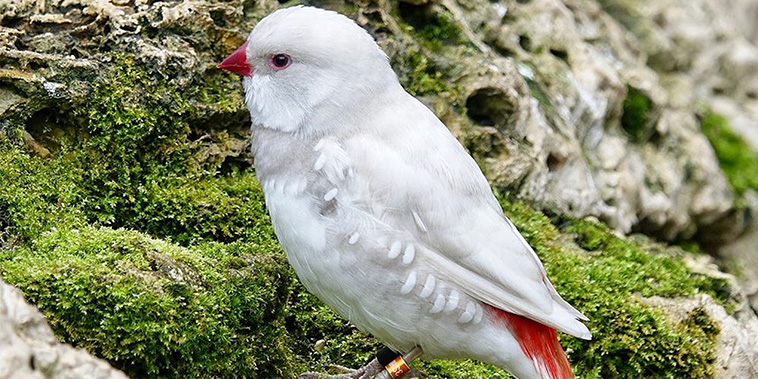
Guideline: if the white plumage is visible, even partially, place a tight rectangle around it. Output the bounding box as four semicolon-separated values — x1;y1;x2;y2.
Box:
223;6;590;378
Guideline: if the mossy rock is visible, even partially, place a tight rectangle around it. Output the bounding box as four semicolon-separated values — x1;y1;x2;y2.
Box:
699;109;758;195
0;1;749;378
0;226;295;378
621;85;656;143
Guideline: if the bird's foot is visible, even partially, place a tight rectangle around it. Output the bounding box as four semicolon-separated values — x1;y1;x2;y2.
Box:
299;358;383;379
299;346;424;379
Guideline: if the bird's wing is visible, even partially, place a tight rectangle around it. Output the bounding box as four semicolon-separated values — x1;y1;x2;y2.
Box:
343;93;590;339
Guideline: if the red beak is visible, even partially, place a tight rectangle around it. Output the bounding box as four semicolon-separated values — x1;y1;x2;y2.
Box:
218;41;252;76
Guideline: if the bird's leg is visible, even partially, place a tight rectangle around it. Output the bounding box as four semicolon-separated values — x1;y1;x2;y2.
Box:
375;347;425;379
299;346;424;379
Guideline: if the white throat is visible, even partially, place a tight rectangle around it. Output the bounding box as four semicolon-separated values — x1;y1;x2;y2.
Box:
244;75;312;132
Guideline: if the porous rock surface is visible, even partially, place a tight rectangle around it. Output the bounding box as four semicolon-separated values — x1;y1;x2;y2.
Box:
449;0;755;242
679;254;758;378
608;0;758;322
720;192;758;312
0;278;127;379
642;293;758;378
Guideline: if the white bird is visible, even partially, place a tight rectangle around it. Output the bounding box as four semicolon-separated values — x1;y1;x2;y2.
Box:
219;6;590;379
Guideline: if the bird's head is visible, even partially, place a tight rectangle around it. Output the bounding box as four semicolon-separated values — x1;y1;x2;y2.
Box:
219;6;397;133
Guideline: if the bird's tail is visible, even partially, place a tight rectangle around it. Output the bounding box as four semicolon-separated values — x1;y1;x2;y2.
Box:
489;306;574;379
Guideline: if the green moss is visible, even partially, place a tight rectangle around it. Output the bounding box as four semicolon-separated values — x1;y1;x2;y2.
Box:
418;360;511;378
0;53;251;243
191;69;248;123
413;11;467;52
286;289;381;372
70;55;199;226
0;136;86;241
621;85;655;142
401;53;450;97
0;226;296;378
388;3;471;108
396;4;467;53
700;109;758;195
0;136;268;248
119;170;276;246
391;47;468;112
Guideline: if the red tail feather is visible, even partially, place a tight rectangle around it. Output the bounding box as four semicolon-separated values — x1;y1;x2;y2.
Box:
488;305;573;379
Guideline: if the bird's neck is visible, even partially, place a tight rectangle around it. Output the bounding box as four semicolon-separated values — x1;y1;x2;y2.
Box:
304;79;404;135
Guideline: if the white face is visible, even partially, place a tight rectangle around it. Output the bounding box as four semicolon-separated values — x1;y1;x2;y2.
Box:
242;53;319;133
239;6;396;133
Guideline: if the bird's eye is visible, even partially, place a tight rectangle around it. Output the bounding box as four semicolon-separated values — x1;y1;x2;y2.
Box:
269;54;291;71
